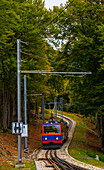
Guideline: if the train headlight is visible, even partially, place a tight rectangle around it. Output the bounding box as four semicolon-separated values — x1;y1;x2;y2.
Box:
45;137;47;140
56;137;58;140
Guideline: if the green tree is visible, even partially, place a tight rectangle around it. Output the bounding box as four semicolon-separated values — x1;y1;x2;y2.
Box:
49;0;104;117
0;0;53;130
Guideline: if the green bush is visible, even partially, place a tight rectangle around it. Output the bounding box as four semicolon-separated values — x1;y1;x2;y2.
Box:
86;149;104;162
99;154;104;162
86;149;96;159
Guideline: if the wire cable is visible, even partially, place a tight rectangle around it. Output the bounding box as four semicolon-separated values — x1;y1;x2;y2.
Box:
43;0;74;29
21;1;89;72
35;0;74;38
21;50;87;71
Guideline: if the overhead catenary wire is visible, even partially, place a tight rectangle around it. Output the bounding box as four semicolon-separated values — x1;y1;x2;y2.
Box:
34;0;74;38
25;0;75;67
21;0;91;73
21;50;88;71
43;0;74;30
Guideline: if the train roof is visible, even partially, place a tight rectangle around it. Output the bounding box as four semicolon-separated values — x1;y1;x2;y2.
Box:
42;121;67;125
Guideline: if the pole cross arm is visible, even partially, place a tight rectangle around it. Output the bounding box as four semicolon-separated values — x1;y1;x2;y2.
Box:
45;102;60;104
21;70;92;75
20;40;29;45
27;94;42;96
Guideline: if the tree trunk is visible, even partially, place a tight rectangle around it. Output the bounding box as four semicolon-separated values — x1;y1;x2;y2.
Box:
36;102;39;119
101;116;104;151
3;79;8;131
0;93;3;129
100;116;103;135
95;112;98;128
7;91;11;128
89;114;92;123
97;115;101;137
12;94;16;121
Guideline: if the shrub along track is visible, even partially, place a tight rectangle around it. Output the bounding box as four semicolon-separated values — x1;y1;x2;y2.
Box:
34;115;103;170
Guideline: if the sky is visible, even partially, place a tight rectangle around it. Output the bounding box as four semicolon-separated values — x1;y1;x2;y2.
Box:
44;0;67;9
43;0;68;49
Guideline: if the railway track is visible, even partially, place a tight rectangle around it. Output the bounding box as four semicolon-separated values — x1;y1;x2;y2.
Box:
34;116;86;170
34;115;102;170
45;149;60;170
36;149;88;170
34;116;81;170
51;149;89;170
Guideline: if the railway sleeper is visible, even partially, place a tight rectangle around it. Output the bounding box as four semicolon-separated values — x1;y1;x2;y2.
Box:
37;158;47;161
53;157;71;170
45;163;54;167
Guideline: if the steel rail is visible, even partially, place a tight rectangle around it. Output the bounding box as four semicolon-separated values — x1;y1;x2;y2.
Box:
50;149;74;170
45;149;60;170
54;150;87;170
54;150;75;169
56;115;89;170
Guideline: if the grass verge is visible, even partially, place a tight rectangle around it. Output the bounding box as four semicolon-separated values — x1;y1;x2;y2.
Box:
64;112;104;168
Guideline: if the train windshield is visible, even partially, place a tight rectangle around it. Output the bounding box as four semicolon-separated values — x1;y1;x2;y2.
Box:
44;125;60;134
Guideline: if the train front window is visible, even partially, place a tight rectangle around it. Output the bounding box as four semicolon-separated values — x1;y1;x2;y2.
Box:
44;125;60;134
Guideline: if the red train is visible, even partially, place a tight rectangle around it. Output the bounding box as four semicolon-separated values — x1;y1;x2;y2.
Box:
42;119;68;149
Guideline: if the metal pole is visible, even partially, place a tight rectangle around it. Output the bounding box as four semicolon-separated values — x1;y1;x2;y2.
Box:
42;93;45;124
60;98;63;121
62;98;63;120
17;39;22;163
54;98;57;122
60;98;61;116
24;75;28;150
51;110;53;118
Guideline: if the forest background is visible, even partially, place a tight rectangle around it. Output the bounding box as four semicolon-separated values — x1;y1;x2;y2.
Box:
0;0;104;148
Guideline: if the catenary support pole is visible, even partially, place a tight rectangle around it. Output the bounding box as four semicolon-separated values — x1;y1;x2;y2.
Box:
17;39;22;163
60;98;63;121
42;93;45;124
54;98;57;122
24;75;28;151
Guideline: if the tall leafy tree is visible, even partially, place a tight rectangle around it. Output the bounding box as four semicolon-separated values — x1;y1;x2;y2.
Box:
49;0;104;116
0;0;53;130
